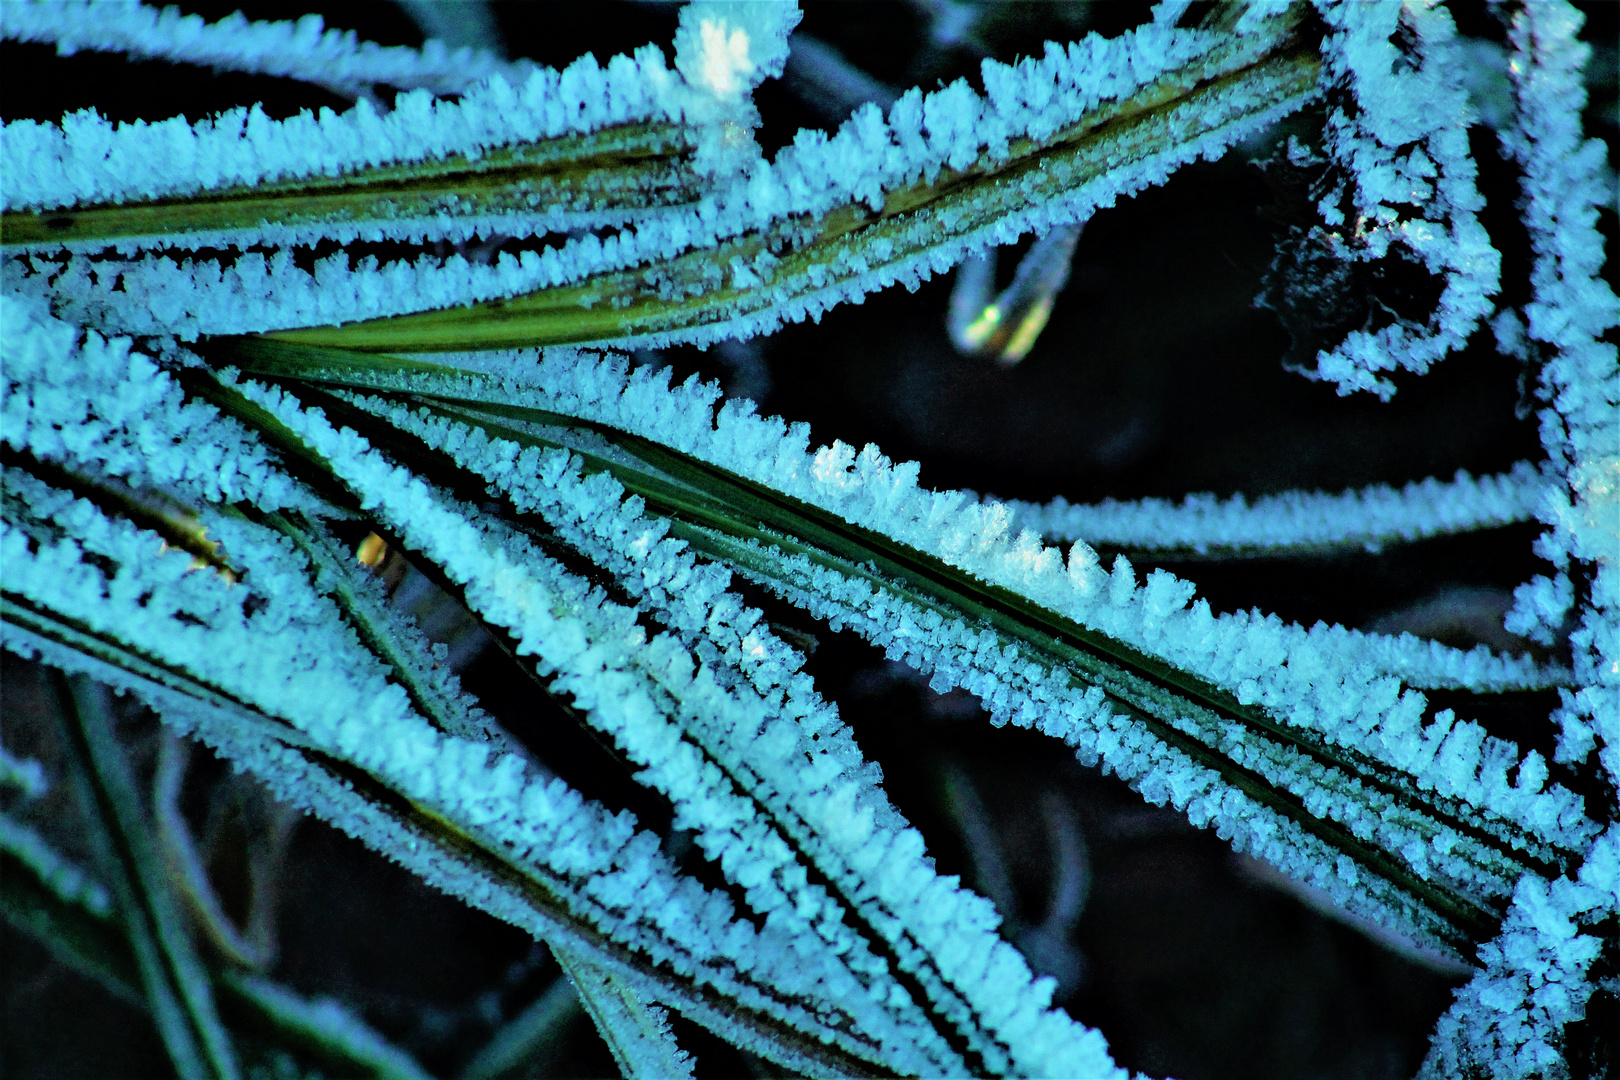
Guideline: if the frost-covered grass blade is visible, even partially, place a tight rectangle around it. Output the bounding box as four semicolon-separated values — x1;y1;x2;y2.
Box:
3;0;1616;1075
0;121;700;253
214;337;1590;961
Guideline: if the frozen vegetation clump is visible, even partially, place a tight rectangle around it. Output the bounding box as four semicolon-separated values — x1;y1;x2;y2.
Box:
0;1;1614;1077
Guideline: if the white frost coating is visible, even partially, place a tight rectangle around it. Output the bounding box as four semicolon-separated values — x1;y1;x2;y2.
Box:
231;375;1135;1079
16;11;1312;347
1420;827;1618;1080
676;2;798;101
1003;463;1549;554
731;529;1504;951
0;810;114;916
411;350;1596;862
1495;0;1620;781
284;520;498;746
1;44;680;213
306;359;1533;966
212;376;999;1077
671;0;801;177
0;468;923;1074
0;0;531;101
1307;622;1563;696
1304;0;1501;399
0;289;1101;1075
0;295;322;515
339;390;1126;1079
0;607;862;1080
554;944;697;1080
1421;8;1620;1071
998;461;1571;692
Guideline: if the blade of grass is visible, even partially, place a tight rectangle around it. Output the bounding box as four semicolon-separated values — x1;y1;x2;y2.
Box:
0;448;243;582
255;508;498;742
219;972;435;1080
0;122;697;251
2;597;887;1080
553;943;696;1080
152;734;269;970
56;672;241;1080
211;348;1564;938
0;809;140;1007
0;809;113;920
458;976;583;1080
262;24;1321;352
0;799;435;1080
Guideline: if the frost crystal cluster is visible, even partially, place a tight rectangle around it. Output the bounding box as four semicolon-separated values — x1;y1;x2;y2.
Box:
0;1;1614;1078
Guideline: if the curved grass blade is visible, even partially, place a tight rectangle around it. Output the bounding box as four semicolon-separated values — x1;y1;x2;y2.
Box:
152;734;274;971
257;21;1322;352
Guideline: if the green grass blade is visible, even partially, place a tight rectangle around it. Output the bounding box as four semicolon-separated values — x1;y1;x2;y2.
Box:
0;792;435;1080
458;977;582;1080
256;508;498;742
56;673;241;1080
260;31;1321;352
2;589;889;1080
220;972;435;1080
0;122;696;251
0;809;143;1007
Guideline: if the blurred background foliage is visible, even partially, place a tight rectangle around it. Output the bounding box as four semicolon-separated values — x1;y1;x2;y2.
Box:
2;2;1615;1078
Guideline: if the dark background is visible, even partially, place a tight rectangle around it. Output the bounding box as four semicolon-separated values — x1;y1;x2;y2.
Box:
3;3;1616;1078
